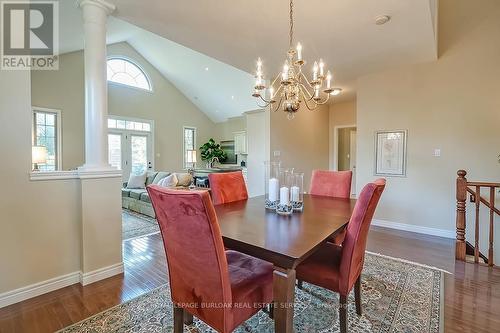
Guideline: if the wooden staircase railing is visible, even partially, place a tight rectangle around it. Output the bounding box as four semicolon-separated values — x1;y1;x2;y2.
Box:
456;170;500;266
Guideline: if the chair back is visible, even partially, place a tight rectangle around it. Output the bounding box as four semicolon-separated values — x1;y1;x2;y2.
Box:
310;170;352;198
147;185;232;331
338;179;386;295
208;171;249;205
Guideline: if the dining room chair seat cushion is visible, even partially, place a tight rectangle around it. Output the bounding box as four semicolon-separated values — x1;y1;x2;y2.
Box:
296;242;343;292
226;250;273;328
208;171;249;205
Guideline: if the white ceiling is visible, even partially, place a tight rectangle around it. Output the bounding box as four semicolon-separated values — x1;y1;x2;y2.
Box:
59;0;438;122
59;0;257;123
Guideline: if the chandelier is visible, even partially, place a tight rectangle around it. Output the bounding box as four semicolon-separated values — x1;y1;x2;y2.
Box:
252;0;340;119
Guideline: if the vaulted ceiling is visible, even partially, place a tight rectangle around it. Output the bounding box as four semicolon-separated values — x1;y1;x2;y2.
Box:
58;0;438;122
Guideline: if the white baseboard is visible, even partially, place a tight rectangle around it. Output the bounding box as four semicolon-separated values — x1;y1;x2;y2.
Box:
80;262;124;286
372;219;455;239
0;271;80;308
0;262;124;308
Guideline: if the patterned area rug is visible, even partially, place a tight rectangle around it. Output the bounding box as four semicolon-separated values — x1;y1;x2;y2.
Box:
122;209;159;241
59;253;443;332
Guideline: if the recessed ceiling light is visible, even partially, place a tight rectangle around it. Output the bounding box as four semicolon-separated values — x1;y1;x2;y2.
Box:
330;88;342;96
215;110;219;113
205;67;209;71
375;15;391;25
231;95;235;100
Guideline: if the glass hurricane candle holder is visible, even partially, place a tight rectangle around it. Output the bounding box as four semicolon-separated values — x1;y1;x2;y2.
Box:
276;168;293;215
291;172;304;211
264;161;281;210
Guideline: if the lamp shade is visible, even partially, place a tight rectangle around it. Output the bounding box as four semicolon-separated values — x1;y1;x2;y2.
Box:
186;150;197;164
32;146;48;164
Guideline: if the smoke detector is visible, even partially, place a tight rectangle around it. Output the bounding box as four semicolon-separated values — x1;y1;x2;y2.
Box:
375;15;391;25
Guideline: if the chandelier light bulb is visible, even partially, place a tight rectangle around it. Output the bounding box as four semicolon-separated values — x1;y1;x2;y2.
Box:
312;61;319;80
282;62;289;80
326;71;332;89
319;59;324;77
269;86;275;99
296;43;302;60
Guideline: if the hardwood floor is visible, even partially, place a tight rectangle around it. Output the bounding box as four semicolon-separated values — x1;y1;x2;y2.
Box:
0;226;499;332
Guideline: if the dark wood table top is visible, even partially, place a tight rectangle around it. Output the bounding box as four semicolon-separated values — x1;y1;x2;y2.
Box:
215;194;356;268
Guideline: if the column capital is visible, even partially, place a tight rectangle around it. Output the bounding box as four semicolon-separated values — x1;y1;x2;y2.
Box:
78;0;116;15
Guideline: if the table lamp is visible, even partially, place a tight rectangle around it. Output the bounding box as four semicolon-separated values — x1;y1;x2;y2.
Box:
32;146;48;171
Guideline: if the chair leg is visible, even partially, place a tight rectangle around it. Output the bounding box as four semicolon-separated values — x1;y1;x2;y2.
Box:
173;304;184;333
355;276;362;316
268;303;274;319
297;280;303;289
183;311;194;325
339;295;348;333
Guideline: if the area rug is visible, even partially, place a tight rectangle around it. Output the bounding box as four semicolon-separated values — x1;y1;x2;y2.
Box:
59;253;443;333
122;209;159;241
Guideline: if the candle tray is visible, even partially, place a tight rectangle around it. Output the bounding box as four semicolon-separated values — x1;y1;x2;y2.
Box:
276;203;293;215
265;199;279;210
291;201;304;212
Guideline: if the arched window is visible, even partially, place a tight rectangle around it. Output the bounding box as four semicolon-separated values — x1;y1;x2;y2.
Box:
106;57;152;91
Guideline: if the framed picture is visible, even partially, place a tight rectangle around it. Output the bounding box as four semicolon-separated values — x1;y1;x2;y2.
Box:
374;130;407;177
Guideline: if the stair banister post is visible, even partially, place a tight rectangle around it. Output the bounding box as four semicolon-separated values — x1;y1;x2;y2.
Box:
456;170;467;261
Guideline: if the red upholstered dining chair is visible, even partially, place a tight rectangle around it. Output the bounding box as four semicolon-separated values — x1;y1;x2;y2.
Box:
310;170;352;198
208;171;248;205
146;185;273;333
309;170;353;245
296;179;385;333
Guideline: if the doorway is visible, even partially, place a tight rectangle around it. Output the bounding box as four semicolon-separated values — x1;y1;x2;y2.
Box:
107;117;154;180
334;126;357;197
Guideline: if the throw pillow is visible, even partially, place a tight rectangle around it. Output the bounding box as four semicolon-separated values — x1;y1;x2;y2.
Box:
158;173;178;187
175;173;193;187
126;173;147;189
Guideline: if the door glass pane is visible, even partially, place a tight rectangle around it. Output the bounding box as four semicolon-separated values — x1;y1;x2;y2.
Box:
131;135;147;175
108;134;122;170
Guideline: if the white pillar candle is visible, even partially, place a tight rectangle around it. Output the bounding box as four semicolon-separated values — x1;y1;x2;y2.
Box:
280;186;290;205
291;186;300;202
269;178;279;202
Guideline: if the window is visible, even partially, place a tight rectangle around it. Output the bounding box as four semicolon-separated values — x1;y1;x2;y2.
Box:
106;57;152;91
32;108;61;171
108;118;151;132
183;127;197;169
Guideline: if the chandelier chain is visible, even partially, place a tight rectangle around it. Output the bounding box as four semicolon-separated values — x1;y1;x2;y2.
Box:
289;0;294;48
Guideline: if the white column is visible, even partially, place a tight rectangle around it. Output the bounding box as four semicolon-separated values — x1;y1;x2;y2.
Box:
78;0;115;171
77;0;123;287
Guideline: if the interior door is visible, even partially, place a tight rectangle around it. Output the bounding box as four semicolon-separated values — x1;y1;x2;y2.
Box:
349;130;357;196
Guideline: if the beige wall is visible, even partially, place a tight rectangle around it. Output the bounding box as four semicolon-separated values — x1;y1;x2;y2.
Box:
329;101;357;169
246;110;270;197
31;42;216;171
356;0;500;246
270;104;330;191
0;71;82;294
214;116;246;142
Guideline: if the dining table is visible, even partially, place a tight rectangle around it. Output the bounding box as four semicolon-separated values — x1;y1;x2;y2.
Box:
214;194;356;333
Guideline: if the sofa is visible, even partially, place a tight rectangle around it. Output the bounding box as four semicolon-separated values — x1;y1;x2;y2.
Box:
122;171;191;218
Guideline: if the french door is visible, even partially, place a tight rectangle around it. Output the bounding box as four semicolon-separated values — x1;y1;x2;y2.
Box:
108;131;153;180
